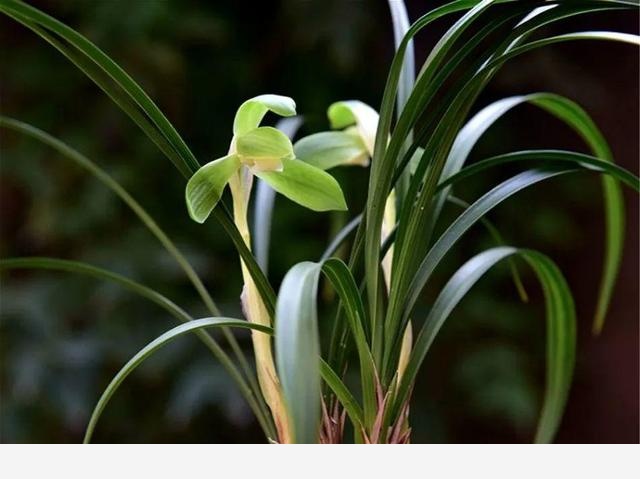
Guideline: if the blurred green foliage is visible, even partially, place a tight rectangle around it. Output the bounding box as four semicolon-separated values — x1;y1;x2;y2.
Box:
0;0;637;443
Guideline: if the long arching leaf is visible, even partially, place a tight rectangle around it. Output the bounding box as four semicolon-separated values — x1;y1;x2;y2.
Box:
0;0;276;317
382;4;637;381
84;318;272;443
392;247;576;444
0;117;271;429
431;92;634;338
275;262;323;443
383;160;638;374
321;259;377;429
404;170;589;327
0;257;275;438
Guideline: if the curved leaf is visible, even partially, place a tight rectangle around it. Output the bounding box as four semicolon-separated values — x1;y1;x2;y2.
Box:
84;317;272;443
393;247;576;444
433;92;628;333
0;1;276;318
321;258;377;428
275;262;323;443
406;157;639;329
437;150;639;192
0;257;276;438
379;4;637;379
276;257;377;439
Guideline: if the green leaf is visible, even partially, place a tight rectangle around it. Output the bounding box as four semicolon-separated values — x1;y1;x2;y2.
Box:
321;258;377;429
437;150;639;192
527;94;624;335
320;214;362;261
447;195;528;302
84;317;272;443
384;12;639;381
387;0;416;201
294;131;369;170
367;0;497;364
233;94;296;136
319;358;365;430
236;126;294;172
402;169;564;325
0;256;276;438
406;156;639;326
185;154;240;224
392;247;576;444
387;0;415;116
0;0;200;176
382;153;638;382
255;158;347;212
429;92;627;334
275;262;323;443
0;0;277;319
328;100;379;154
489;31;640;71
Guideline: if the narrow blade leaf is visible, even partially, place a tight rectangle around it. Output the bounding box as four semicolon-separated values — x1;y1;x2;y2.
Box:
275;262;323;443
84;317;272;443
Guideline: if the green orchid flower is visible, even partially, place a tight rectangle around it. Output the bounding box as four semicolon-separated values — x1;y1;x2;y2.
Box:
293;99;424;173
293;100;377;171
294;99;415;385
185;94;347;224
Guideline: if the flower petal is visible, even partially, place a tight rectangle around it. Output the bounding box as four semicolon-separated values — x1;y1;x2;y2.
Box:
294;130;369;170
185;154;240;223
255;158;347;212
233;94;296;136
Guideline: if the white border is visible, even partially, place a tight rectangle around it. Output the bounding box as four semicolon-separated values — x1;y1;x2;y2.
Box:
1;444;639;479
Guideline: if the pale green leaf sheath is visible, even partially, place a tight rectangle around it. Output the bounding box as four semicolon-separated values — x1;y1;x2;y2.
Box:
185;154;240;223
275;262;323;443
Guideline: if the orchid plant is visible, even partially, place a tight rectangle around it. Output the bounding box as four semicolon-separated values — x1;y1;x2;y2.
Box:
1;0;639;444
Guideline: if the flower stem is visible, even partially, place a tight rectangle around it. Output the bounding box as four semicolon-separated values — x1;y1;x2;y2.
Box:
228;166;292;443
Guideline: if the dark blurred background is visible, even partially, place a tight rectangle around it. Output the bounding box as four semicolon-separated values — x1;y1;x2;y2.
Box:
0;0;637;444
